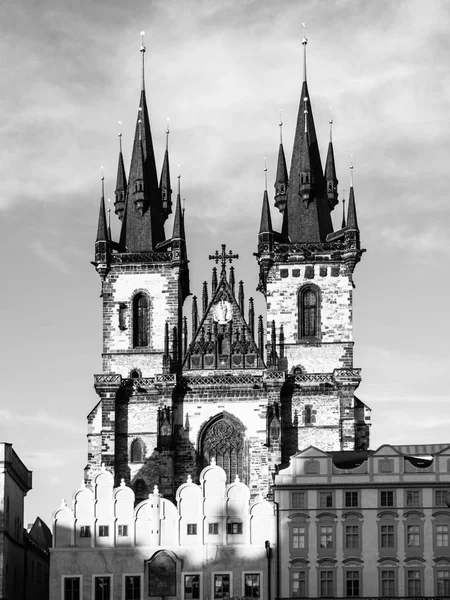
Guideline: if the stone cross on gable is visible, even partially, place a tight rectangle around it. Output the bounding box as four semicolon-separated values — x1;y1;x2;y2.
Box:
209;244;239;275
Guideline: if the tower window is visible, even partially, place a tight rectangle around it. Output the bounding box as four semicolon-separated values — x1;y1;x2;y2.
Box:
305;406;312;426
299;286;320;339
133;293;149;347
130;439;144;463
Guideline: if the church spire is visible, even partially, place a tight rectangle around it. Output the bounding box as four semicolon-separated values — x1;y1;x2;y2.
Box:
259;162;273;235
283;35;333;243
119;32;165;252
160;119;172;221
96;171;108;243
114;133;127;221
347;164;359;231
274;115;288;213
324;117;338;210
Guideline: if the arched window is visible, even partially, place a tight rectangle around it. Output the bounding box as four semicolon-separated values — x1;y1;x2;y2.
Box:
130;369;141;379
201;415;246;484
299;286;320;338
130;439;144;463
133;293;149;347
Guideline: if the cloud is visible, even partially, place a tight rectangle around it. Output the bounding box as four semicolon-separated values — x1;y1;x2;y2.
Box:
30;240;68;273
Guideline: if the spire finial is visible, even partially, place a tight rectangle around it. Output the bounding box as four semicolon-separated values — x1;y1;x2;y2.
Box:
264;158;268;191
350;158;354;187
101;166;104;197
166;118;170;150
140;31;146;91
177;172;181;196
279;110;283;144
118;121;123;152
304;97;309;134
329;107;333;143
302;23;308;82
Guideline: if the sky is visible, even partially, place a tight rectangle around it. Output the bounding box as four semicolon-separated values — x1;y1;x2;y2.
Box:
0;0;449;526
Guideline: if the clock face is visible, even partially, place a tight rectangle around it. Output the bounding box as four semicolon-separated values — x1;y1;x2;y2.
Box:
212;298;232;325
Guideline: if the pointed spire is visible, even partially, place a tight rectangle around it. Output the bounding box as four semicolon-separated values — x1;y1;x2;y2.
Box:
183;316;188;358
341;190;346;229
114;133;127;221
258;315;264;359
274;115;288;213
238;281;244;314
172;174;183;240
347;165;359;230
212;267;218;294
160;119;172;221
192;296;198;333
96;171;108;243
284;36;333;243
248;298;255;339
259;172;273;235
119;35;165;251
302;25;308;82
325;117;338;210
229;267;235;296
202;282;208;315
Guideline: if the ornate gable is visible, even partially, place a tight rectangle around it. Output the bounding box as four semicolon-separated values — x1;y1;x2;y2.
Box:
183;252;264;371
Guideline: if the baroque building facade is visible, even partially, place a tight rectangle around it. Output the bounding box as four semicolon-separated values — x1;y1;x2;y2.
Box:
273;443;450;598
88;36;370;504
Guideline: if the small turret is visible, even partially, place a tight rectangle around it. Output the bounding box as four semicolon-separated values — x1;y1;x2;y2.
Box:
324;118;338;210
94;172;110;280
274;118;288;213
160;121;172;221
114;133;127;221
347;166;359;231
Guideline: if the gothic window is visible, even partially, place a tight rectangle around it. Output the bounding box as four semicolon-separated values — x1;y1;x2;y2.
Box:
131;439;144;463
133;293;149;347
299;286;320;339
201;416;246;484
130;369;141;379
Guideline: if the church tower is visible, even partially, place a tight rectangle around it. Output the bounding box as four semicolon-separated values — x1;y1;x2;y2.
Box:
256;36;369;459
87;34;370;503
88;37;189;498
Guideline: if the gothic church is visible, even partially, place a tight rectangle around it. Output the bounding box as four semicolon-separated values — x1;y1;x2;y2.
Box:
89;37;370;503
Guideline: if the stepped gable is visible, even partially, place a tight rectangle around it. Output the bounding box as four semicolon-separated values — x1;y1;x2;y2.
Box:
183;257;264;372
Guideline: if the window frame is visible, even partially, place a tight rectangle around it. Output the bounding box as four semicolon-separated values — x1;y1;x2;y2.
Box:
227;521;243;535
242;571;263;600
118;525;129;537
132;292;150;348
318;491;334;509
130;439;144;463
182;573;202;600
379;490;395;507
80;525;91;538
186;523;197;536
212;572;233;600
290;567;307;598
208;522;219;535
405;489;421;507
436;567;450;597
405;568;422;597
344;569;361;598
98;525;109;538
344;491;359;508
435;490;450;506
436;523;449;548
344;524;360;549
318;569;335;598
92;575;112;600
298;284;321;340
319;525;334;549
291;492;306;509
122;574;142;600
62;575;83;600
379;568;397;598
